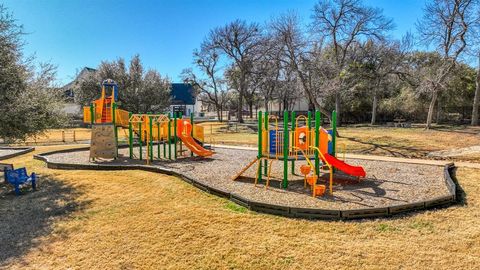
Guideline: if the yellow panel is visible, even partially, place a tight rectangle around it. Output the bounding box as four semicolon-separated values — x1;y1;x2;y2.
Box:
83;107;91;123
193;125;204;142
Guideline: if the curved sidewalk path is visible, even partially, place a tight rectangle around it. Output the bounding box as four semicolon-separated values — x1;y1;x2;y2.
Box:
212;144;480;169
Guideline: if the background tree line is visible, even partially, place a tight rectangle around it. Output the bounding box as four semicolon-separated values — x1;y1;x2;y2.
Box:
75;54;171;114
184;0;480;128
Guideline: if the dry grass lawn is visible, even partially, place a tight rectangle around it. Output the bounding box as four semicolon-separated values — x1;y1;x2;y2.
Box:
0;146;479;269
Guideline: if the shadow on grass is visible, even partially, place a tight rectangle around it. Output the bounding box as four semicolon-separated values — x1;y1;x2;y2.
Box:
449;167;467;206
428;125;480;135
0;175;89;266
341;135;429;158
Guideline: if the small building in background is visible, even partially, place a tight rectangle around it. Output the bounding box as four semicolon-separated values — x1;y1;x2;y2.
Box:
169;83;201;117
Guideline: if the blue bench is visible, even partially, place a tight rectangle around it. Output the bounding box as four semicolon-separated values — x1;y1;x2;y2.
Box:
4;167;36;195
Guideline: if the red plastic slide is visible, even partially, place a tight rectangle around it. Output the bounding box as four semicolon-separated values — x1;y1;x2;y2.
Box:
322;153;366;178
176;120;213;157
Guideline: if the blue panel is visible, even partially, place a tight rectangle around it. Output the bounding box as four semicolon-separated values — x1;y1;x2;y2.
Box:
327;129;333;155
269;130;283;154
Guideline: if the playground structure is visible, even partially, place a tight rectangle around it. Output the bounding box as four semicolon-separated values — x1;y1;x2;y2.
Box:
83;79;213;163
233;110;366;197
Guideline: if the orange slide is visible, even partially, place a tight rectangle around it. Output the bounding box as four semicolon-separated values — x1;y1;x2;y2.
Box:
176;120;213;157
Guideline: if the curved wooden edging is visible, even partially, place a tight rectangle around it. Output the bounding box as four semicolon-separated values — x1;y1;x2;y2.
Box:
0;147;35;160
34;148;458;220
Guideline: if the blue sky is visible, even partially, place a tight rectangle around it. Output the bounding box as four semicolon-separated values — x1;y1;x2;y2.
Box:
5;0;425;85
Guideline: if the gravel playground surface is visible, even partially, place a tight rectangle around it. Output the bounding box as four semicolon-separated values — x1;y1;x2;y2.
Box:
44;147;450;210
0;149;26;159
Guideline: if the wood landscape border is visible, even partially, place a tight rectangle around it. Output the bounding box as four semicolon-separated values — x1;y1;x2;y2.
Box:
34;148;459;220
0;147;35;160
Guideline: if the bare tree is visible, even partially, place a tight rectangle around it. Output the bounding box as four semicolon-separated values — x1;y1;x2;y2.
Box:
270;12;332;118
251;43;282;113
181;46;227;121
312;0;394;123
417;0;476;129
472;52;480;125
206;20;264;123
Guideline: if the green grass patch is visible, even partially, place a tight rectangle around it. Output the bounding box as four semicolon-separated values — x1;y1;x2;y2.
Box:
409;220;434;232
224;202;248;213
376;223;398;232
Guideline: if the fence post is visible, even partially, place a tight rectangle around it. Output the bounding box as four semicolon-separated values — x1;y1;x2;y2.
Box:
62;130;65;142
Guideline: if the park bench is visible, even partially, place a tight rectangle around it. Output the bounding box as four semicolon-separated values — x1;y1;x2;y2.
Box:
4;167;36;196
393;118;412;128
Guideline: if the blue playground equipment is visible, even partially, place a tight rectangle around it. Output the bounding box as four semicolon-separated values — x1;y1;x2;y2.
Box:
5;167;36;195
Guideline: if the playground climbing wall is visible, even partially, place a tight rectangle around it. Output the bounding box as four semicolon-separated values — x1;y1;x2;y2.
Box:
90;124;117;160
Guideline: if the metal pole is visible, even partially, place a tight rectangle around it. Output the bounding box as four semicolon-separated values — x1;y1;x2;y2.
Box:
174;112;177;160
139;122;143;160
263;111;268;176
179;112;183;156
93;104;96;123
190;112;194;157
168;113;172;160
315;111;320;176
163;118;166;158
157;122;161;159
283;110;289;189
257;111;263;183
332;110;337;157
149;114;153;162
112;103;118;157
90;104;94;124
128;112;133;159
291;111;296;174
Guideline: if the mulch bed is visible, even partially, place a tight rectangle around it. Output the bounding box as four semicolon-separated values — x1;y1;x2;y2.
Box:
42;147;450;210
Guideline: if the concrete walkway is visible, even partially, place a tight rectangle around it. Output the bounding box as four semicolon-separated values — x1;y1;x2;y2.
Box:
212;144;480;169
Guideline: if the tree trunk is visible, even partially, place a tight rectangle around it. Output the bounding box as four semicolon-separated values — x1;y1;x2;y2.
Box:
237;73;245;123
371;93;377;125
471;53;480;126
264;99;269;114
426;90;438;130
216;103;222;122
249;102;253;119
335;93;341;126
436;97;442;124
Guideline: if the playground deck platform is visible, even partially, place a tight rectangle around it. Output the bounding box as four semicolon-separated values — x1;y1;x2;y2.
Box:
36;147;453;212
